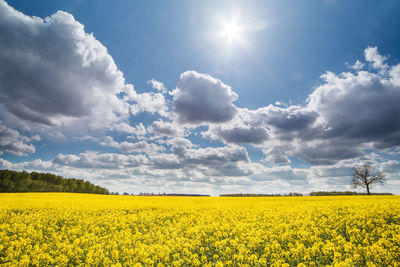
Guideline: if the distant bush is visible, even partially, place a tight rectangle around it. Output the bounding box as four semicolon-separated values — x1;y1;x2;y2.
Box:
0;169;109;194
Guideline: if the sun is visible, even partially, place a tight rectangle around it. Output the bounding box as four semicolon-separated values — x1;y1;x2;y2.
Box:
221;21;243;43
223;22;241;42
211;11;254;50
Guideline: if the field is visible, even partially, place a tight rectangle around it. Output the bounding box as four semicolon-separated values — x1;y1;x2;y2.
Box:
0;194;399;266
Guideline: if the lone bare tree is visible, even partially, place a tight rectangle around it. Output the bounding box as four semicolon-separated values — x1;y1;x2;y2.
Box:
351;165;386;195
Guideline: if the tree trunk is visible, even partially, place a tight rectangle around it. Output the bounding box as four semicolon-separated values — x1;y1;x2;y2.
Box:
366;185;370;195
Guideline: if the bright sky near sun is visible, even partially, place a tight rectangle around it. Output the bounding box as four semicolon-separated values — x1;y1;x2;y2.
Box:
1;0;400;195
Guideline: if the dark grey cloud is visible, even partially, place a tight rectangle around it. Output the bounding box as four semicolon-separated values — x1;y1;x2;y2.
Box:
0;0;132;132
293;139;365;165
261;105;319;137
382;160;400;175
211;126;269;145
172;71;238;124
308;70;400;148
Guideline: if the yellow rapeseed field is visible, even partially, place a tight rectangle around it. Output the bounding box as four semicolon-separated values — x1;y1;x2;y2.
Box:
0;193;399;266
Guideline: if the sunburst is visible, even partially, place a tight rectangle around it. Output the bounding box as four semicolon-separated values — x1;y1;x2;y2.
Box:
222;21;242;43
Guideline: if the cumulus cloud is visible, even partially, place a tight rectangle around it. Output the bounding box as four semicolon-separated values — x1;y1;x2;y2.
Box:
202;105;319;146
350;60;365;70
148;144;250;178
3;147;399;194
0;158;13;169
381;160;400;174
289;139;365;165
53;151;148;169
100;136;165;154
27;143;252;187
249;165;308;184
130;91;169;117
307;64;400;147
148;79;167;93
200;47;400;165
0;0;135;134
172;71;238;124
179;145;249;165
207;125;269;145
149;154;182;170
113;123;149;138
165;137;194;149
151;120;185;138
261;105;319;134
288;50;400;163
0;124;40;156
1;3;399;198
262;148;291;164
364;46;388;70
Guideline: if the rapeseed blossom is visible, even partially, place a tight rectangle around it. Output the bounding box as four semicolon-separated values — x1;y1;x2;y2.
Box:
0;193;399;266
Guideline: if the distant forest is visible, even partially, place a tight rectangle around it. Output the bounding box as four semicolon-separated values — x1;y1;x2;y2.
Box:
220;191;393;197
0;170;109;194
220;193;303;197
309;191;393;196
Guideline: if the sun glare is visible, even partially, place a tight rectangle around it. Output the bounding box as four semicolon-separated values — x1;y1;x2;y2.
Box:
209;10;256;52
222;22;242;43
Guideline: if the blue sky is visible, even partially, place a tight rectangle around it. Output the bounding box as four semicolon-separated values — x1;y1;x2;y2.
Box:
1;0;400;195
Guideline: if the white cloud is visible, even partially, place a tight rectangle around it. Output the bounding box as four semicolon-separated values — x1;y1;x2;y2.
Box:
202;105;318;146
172;71;238;124
112;122;149;136
0;124;40;156
350;60;365;70
262;148;291;164
100;136;165;154
202;47;400;165
130;91;169;117
151;120;186;138
0;2;399;198
148;79;167;93
149;143;250;176
0;158;13;169
307;62;400;149
180;145;249;165
2;149;399;194
364;46;388;70
389;64;400;86
0;0;135;135
53;151;148;169
248;164;308;185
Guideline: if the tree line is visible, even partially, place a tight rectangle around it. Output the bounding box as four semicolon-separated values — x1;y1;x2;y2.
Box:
220;193;303;197
0;169;109;194
138;193;210;196
309;191;392;196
